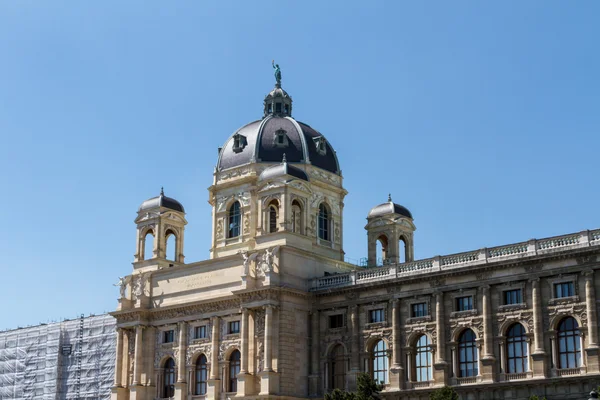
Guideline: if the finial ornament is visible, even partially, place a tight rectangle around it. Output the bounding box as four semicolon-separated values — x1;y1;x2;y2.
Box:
388;193;392;202
282;153;287;163
272;60;282;87
160;187;164;196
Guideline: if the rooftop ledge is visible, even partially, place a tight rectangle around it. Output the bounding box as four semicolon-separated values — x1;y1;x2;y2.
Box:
311;229;600;291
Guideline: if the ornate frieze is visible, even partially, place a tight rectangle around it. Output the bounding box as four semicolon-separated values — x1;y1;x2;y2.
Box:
216;167;252;183
151;299;240;322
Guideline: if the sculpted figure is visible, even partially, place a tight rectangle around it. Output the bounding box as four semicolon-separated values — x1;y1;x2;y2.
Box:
272;60;281;85
238;250;259;276
113;276;129;298
262;246;280;273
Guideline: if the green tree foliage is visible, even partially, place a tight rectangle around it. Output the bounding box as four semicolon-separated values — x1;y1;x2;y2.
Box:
323;373;382;400
429;386;459;400
355;373;383;400
528;395;547;400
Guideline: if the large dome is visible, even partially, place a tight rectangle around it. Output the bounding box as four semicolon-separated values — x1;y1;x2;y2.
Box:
216;83;340;175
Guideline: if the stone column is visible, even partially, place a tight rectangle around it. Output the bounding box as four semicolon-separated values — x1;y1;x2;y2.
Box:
260;305;278;395
584;270;600;372
480;286;496;381
206;317;221;400
530;278;547;377
240;308;249;373
390;299;404;389
309;310;321;397
451;345;459;381
346;305;360;390
499;340;505;374
114;328;124;386
175;322;188;400
433;292;448;385
237;308;254;396
132;325;143;385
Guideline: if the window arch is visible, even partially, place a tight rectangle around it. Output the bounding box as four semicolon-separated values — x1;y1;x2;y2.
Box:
376;235;388;266
506;323;528;374
557;317;581;369
291;200;303;234
194;354;208;395
268;200;279;233
458;329;478;377
143;230;154;260
372;340;389;384
165;229;177;261
329;344;346;390
318;203;330;241
399;236;407;263
229;350;241;392
228;201;241;238
162;357;176;398
415;335;432;382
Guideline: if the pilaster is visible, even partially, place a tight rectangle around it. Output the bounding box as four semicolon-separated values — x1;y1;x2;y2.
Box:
480;286;496;382
433;292;448;385
309;310;321;397
530;278;548;378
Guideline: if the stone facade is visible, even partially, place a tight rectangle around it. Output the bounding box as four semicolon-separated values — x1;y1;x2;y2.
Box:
110;80;600;400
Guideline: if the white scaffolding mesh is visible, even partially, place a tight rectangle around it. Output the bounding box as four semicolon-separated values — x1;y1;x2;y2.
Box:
0;314;116;400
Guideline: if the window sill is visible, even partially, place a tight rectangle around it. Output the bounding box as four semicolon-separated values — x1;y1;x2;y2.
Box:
406;316;432;325
549;295;579;306
365;321;388;330
192;338;209;344
225;333;240;340
498;303;527;313
328;327;346;334
160;342;176;348
450;309;478;319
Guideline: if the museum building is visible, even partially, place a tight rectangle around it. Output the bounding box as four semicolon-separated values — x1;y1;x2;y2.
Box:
109;75;600;400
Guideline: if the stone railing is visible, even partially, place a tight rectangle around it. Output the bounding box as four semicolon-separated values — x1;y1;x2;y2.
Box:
455;377;477;385
504;372;528;381
556;368;581;377
310;229;599;291
411;381;431;389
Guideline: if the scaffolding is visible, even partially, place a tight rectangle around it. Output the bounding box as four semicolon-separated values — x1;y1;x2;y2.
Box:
0;314;116;400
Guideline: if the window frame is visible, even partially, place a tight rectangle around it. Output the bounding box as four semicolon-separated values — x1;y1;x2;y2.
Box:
228;350;241;392
458;329;478;377
329;313;345;329
194;354;208;395
456;296;474;312
557;317;581;369
554;281;575;299
414;335;433;382
228;201;241;238
163;329;175;344
411;302;428;318
228;320;240;335
163;358;176;398
371;340;389;385
368;308;385;324
194;325;207;340
505;323;528;374
318;203;330;241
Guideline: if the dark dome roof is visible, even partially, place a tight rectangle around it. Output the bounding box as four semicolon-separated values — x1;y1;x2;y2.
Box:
139;189;185;213
368;196;412;219
259;157;309;182
217;117;340;175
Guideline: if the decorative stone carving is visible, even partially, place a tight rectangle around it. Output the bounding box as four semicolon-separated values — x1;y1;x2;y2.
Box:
256;246;280;277
238;250;259;276
133;272;151;299
216;220;223;239
429;278;446;288
243;213;250;234
524;263;543;273
216;167;252;182
151;299;240;321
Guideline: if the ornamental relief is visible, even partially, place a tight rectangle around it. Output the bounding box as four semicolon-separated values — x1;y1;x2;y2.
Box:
546;302;587;330
448;316;483;339
289;181;311;193
495;311;534;334
155;348;176;368
403;323;437;346
321;335;352;358
308;169;341;185
243;213;250;234
261;194;281;209
151;299;240;321
216;167;252;183
363;328;394;350
186;343;211;366
164;224;180;235
218;340;240;361
216;220;223;240
216;191;251;212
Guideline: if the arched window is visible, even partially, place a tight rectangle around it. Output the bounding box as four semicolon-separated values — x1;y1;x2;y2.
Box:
268;201;279;233
329;345;346;390
228;202;241;238
506;323;528;374
399;237;407;263
165;230;176;261
376;235;388;266
415;335;432;382
194;354;208;395
143;231;154;260
291;200;302;234
318;204;330;241
229;350;241;392
372;340;389;384
558;317;581;369
163;358;176;398
458;329;478;377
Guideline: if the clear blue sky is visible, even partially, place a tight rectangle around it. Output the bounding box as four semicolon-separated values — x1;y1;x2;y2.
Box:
0;1;598;330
